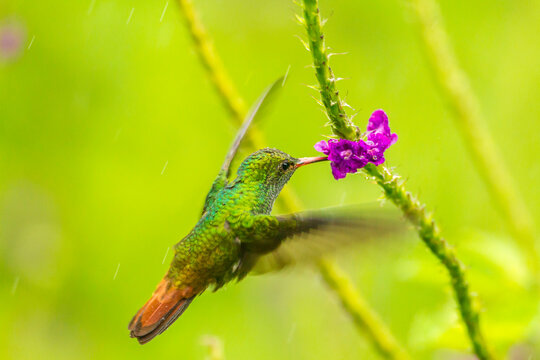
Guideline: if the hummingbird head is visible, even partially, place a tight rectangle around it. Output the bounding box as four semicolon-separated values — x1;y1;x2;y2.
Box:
235;148;327;201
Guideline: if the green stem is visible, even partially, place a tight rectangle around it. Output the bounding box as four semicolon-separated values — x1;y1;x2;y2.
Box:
318;258;410;360
300;4;359;141
301;0;494;359
409;0;537;272
176;0;266;150
176;0;247;124
175;1;408;359
363;164;491;359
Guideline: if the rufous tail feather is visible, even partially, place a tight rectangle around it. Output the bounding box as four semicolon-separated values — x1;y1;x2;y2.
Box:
128;278;195;344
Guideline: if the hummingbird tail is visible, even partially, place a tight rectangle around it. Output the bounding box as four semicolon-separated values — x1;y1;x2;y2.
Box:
128;277;196;344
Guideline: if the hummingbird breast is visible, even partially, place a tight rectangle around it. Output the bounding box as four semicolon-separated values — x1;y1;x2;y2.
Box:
167;180;275;291
168;215;239;290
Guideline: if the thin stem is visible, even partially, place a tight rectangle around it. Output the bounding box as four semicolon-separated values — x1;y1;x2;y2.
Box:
176;0;246;124
409;0;537;270
301;0;494;359
176;0;266;150
298;5;359;141
363;164;491;359
318;258;410;360
175;1;408;359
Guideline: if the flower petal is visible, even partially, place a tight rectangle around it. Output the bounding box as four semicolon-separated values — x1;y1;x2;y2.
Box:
331;163;347;179
314;140;330;155
366;109;390;135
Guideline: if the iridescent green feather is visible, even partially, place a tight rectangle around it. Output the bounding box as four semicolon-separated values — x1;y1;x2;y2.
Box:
202;77;284;215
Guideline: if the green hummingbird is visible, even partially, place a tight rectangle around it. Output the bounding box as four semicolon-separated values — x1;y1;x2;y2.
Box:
128;79;400;344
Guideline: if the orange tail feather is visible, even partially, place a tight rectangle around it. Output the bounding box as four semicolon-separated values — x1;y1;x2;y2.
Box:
128;278;195;344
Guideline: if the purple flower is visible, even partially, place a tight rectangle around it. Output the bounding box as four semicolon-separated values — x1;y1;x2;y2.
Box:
314;110;397;179
364;110;398;165
316;139;369;179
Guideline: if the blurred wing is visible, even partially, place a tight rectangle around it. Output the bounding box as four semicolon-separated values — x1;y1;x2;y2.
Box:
251;205;407;274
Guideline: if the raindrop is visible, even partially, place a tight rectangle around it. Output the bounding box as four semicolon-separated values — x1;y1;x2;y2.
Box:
113;263;120;280
161;160;169;175
162;247;170;264
11;276;20;295
160;2;169;23
126;8;134;25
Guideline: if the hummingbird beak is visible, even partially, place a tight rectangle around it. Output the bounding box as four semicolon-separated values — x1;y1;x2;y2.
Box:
295;156;328;168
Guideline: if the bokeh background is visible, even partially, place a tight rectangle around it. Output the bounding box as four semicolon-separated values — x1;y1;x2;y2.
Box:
1;0;539;359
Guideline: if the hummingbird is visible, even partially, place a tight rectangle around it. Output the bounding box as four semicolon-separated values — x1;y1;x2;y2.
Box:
128;79;401;344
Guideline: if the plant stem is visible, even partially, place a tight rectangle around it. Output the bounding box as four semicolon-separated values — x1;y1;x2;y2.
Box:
175;1;409;359
299;6;359;141
409;0;537;272
176;0;246;124
363;164;491;359
301;0;494;358
176;0;265;150
318;258;410;360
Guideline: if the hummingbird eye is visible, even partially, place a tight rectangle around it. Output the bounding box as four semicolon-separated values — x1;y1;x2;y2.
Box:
280;161;291;171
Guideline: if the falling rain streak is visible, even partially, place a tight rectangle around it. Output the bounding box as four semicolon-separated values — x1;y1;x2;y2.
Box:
113;263;121;280
126;8;134;25
162;247;170;264
11;276;20;295
87;0;96;15
282;65;291;87
160;2;169;22
287;323;296;343
27;35;35;50
339;192;347;206
161;160;169;175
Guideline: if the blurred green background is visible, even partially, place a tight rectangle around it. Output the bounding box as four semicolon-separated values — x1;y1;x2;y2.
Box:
1;0;539;359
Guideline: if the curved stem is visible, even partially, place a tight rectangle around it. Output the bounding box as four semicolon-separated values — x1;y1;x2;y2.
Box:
175;1;409;359
176;0;266;150
363;164;491;359
301;0;494;359
409;0;537;272
318;259;410;360
176;0;246;124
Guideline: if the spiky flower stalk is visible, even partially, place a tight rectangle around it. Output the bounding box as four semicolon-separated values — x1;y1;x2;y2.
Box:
297;5;358;140
409;0;537;272
301;0;494;359
175;1;409;359
363;164;490;358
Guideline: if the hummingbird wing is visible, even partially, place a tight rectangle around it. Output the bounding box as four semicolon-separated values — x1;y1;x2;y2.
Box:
220;76;284;178
236;205;407;277
202;76;284;214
